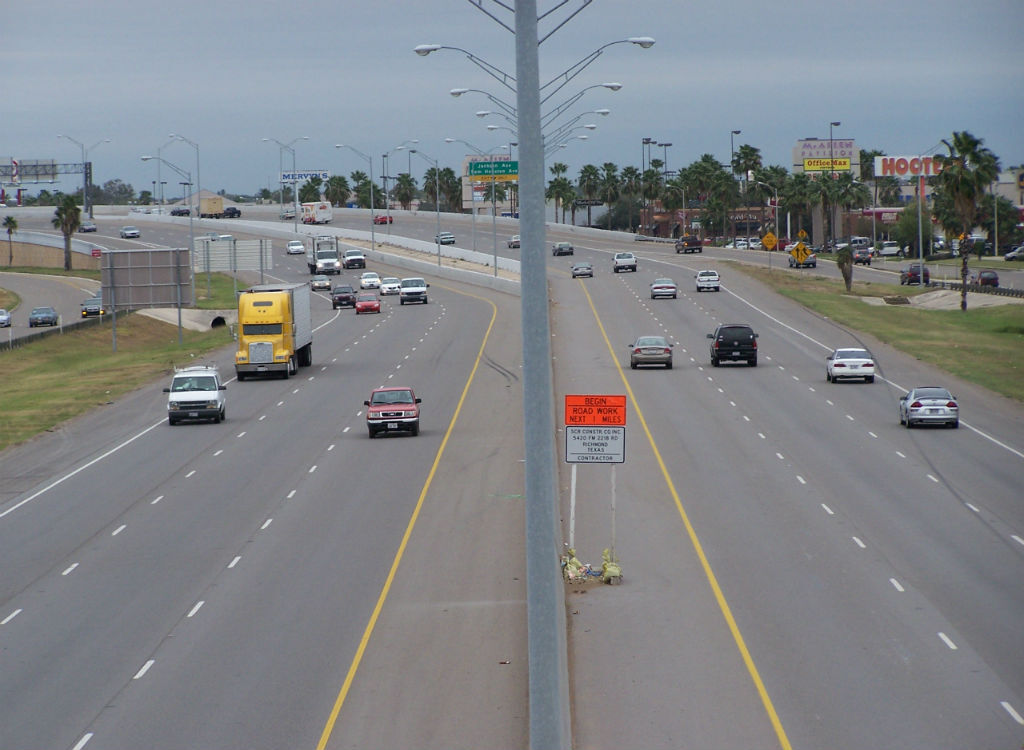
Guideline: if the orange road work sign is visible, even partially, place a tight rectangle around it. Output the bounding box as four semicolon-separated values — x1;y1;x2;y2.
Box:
564;394;626;426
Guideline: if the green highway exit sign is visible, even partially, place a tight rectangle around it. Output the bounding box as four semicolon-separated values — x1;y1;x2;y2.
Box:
468;160;519;177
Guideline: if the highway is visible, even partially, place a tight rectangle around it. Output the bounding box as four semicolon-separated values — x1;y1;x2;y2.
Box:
1;212;1022;749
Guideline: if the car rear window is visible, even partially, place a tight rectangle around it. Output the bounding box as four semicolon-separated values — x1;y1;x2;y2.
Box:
718;326;754;342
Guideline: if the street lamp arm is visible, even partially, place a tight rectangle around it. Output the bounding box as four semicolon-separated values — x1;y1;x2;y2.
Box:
540;83;619;130
451;88;518;119
141;155;191;184
415;44;516;93
539;37;651;105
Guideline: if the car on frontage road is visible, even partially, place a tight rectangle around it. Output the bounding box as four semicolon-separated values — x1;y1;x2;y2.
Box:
119;226;140;239
900;264;930;285
373;214;393;224
826;347;875;383
28;306;59;327
364;386;421;438
899;386;959;428
80;295;104;317
79;221;98;232
628;335;673;369
853;248;872;265
974;270;999;287
789;251;817;268
0;308;11;327
552;241;574;256
508;235;521;248
435;231;455;245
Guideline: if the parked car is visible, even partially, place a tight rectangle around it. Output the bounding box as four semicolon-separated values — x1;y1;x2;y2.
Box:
379;277;401;295
877;240;905;258
571;262;593;278
360;272;381;289
310;274;332;291
286;240;305;255
552;241;574;256
900;264;930;285
79;221;97;233
364;386;421;438
170;206;191;216
355;292;381;314
119;226;140;239
508;235;521;248
163;364;227;425
899;386;959;428
650;278;678;299
0;308;11;327
331;284;356;309
826;347;875;383
1004;246;1024;261
435;231;455;245
853;248;872;265
975;270;999;287
373;214;393;225
28;306;59;327
695;269;721;292
708;323;758;367
629;335;673;369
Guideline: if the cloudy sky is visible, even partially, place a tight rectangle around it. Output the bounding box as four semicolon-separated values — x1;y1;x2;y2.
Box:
3;0;1022;198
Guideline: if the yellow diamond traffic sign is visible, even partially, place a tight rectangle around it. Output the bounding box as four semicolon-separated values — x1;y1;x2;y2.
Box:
790;241;810;264
762;231;777;251
798;229;808;240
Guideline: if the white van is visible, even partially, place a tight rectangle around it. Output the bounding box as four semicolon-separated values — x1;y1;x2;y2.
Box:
878;241;904;258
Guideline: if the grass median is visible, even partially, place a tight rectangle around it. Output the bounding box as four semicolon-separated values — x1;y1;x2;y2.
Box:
0;271;239;452
735;265;1024;402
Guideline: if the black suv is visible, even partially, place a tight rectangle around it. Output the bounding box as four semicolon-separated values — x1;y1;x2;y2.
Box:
222;206;241;218
170;207;191;216
331;284;356;309
708;324;759;367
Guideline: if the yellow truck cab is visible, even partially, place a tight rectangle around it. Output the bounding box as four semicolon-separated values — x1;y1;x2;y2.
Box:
234;283;313;380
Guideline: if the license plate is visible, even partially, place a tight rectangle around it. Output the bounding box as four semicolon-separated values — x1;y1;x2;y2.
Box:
849;364;859;369
387;422;399;429
732;351;741;357
188;411;199;417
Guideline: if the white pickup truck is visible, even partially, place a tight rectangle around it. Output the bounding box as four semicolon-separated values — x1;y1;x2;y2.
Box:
695;269;721;292
612;252;637;273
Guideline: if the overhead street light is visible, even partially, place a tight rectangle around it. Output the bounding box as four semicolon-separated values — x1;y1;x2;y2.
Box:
141;154;194;345
451;88;517;119
57;134;110;218
336;144;377;252
168;133;200;220
414;44;516;92
540;82;620;130
263;136;308;234
539;38;653;104
407;148;443;268
445;136;510;272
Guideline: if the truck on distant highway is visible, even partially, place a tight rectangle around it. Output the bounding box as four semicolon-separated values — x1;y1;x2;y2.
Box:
200;196;224;218
234;283;313;380
301;201;333;225
307;236;341;274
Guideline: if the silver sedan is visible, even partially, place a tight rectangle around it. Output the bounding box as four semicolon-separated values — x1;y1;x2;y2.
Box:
628;335;673;369
899;387;959;428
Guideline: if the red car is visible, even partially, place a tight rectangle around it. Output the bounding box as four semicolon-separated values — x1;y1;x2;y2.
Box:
354;292;381;314
364;386;421;438
373;214;393;225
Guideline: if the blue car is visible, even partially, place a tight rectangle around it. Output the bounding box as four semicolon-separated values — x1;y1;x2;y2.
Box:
28;306;59;327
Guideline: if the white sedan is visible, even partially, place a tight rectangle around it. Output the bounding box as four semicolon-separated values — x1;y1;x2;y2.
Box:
825;347;876;383
286;240;305;255
649;278;677;299
360;271;381;289
379;277;401;295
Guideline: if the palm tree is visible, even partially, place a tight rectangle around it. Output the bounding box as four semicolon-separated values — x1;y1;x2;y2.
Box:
933;131;1000;310
577;164;601;226
51;194;81;271
3;215;16;266
298;177;323;203
640;163;663;234
733;144;762;239
547;162;569;221
392;173;417;210
619;166;641;232
780;172;817;236
324;175;351;207
598;162;620;227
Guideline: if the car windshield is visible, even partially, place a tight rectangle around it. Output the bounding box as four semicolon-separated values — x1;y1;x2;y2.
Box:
173;376;218;392
371;389;414;405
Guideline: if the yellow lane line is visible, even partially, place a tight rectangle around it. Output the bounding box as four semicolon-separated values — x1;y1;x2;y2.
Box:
316;289;499;750
577;279;793;750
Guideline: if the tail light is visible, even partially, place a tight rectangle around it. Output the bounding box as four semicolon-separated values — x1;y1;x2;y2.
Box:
863;362;873;368
663;348;671;354
910;401;923;408
946;401;958;408
834;363;846;368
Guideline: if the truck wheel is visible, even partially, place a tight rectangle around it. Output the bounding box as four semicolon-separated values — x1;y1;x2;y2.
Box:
168;417;177;426
711;356;719;367
411;423;420;436
749;358;757;367
368;427;377;439
287;356;297;377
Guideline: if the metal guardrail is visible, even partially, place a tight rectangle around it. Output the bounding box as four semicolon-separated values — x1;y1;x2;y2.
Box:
0;313;109;352
931;280;1024;298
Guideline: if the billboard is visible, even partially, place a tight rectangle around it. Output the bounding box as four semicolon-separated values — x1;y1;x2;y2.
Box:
793;139;859;177
873;155;944;178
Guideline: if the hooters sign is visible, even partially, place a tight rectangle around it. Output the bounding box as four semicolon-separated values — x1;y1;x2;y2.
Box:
874;155;944;178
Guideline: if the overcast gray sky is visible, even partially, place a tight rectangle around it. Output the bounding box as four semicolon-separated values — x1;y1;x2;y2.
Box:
3;0;1022;198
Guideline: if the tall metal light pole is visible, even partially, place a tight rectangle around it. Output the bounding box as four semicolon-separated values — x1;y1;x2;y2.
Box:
141;155;194;345
263;136;308;234
642;136;655;233
444;138;480;252
336;144;376;252
829;121;841;247
57;135;110;219
730;129;741;243
169;133;201;220
445;137;506;275
409;149;443;267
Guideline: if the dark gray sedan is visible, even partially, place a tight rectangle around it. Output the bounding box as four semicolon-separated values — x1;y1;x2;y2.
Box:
28;306;59;327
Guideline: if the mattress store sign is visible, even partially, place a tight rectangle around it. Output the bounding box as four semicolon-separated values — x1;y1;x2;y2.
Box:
873;155;944;178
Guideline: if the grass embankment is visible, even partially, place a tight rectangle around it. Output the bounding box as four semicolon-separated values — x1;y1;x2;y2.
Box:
0;272;239;452
736;265;1024;402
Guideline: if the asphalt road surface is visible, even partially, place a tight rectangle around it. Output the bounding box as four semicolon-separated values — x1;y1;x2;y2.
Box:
1;212;1022;749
